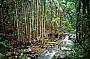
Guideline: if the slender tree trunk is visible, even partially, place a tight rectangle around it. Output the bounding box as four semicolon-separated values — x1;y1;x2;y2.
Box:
29;0;32;43
36;0;39;40
31;0;34;45
15;1;19;42
35;0;37;40
22;1;25;44
24;1;28;43
42;5;44;44
40;1;42;39
43;2;46;44
50;0;53;34
59;4;62;34
37;0;41;41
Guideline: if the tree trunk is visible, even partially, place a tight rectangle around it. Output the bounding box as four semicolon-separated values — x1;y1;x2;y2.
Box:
50;0;53;34
59;4;62;34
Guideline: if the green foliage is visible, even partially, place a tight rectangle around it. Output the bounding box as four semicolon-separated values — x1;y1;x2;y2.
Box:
52;52;60;59
31;28;36;32
65;37;86;59
52;16;60;32
66;43;86;59
62;20;75;33
0;39;13;54
61;0;76;33
45;0;76;33
0;33;5;36
0;32;13;54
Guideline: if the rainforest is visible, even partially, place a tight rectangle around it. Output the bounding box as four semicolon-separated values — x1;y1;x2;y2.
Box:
0;0;90;59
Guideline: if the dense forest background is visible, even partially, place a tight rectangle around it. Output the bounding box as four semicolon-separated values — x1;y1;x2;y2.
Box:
0;0;90;59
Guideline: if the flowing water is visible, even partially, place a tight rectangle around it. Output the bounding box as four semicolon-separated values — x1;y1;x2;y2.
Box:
37;34;75;59
37;45;59;59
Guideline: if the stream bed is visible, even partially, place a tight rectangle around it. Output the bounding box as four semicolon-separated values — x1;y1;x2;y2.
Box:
37;45;59;59
37;34;75;59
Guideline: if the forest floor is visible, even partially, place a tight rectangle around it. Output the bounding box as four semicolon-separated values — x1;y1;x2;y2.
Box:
0;38;63;59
